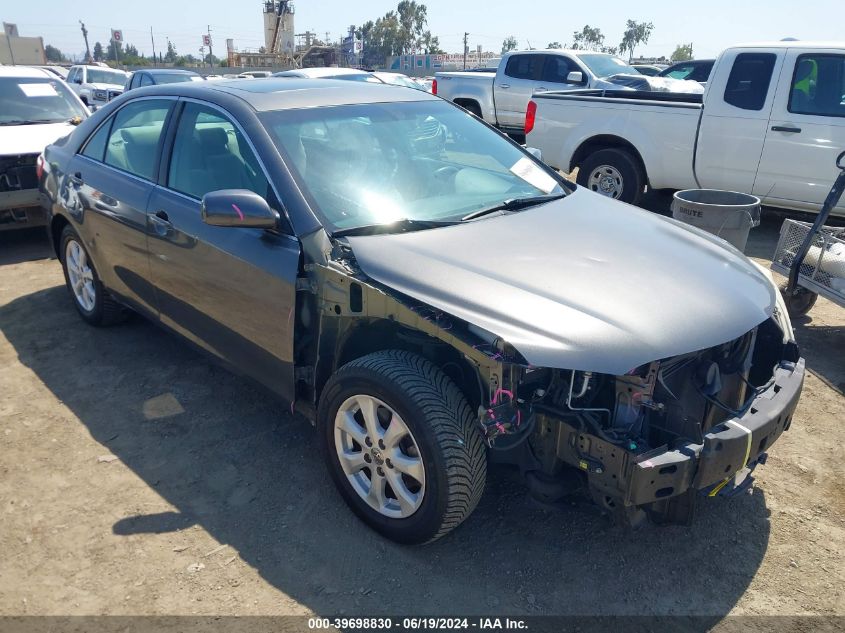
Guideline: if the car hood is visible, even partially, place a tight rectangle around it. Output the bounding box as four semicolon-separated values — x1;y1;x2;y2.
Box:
346;188;776;374
0;122;77;156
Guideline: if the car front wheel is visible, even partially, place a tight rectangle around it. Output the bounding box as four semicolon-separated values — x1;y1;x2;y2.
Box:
318;350;487;544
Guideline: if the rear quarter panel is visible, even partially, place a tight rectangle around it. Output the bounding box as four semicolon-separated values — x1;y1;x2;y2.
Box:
434;72;497;123
528;95;701;189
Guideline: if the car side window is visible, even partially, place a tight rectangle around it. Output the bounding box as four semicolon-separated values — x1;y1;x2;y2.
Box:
723;53;776;111
68;68;79;83
788;54;845;118
103;99;172;181
140;74;154;87
81;121;112;162
504;55;541;81
541;55;580;84
167;102;271;203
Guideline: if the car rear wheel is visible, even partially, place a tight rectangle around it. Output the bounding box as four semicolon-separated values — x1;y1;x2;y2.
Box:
577;148;645;205
318;350;487;544
60;225;128;326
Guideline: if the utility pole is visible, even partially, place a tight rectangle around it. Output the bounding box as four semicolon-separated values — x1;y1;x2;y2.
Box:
3;23;16;65
463;32;468;70
79;21;91;62
150;27;157;66
207;25;213;68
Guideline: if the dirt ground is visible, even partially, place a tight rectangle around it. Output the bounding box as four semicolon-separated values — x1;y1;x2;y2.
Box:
1;201;844;620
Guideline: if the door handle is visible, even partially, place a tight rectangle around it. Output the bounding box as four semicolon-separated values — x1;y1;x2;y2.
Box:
148;210;173;236
499;83;510;89
535;86;548;92
771;125;802;133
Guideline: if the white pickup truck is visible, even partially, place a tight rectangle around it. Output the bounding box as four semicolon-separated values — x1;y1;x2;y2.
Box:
526;41;845;215
434;49;685;136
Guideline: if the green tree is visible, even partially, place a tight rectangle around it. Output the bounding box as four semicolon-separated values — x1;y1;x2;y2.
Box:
570;25;605;51
501;36;518;54
92;41;104;62
619;20;654;61
671;43;694;61
44;44;65;62
164;41;178;63
106;40;123;60
547;41;562;49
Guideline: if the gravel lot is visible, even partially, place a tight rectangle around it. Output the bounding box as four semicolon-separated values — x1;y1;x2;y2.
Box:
1;202;843;619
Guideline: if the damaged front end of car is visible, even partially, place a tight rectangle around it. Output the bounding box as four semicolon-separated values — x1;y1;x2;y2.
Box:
484;318;803;526
295;230;804;526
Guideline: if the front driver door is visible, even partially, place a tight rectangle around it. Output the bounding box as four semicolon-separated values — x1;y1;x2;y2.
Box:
494;54;544;129
146;99;300;400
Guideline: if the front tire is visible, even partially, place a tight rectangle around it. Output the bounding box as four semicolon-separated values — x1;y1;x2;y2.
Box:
60;225;128;326
780;283;818;318
318;350;487;544
577;147;645;205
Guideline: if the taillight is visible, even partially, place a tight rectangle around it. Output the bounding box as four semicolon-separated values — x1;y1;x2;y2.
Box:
524;100;537;135
36;154;44;180
432;79;438;95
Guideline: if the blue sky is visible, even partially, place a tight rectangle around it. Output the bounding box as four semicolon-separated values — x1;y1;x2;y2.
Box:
5;0;843;61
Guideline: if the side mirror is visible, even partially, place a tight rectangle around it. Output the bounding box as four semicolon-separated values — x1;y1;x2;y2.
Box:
74;77;82;84
201;190;279;229
566;71;583;84
524;146;543;161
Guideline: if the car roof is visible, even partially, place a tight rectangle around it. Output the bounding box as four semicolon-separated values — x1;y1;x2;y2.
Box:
143;68;200;75
0;66;53;78
276;67;369;78
728;41;845;50
127;77;438;112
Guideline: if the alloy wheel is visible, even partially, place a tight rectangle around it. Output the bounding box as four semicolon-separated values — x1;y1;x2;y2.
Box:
334;394;426;519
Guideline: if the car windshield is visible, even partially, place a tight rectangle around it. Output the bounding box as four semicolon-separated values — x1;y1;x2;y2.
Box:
260;100;565;233
153;73;202;84
577;54;638;78
0;77;87;124
87;68;126;85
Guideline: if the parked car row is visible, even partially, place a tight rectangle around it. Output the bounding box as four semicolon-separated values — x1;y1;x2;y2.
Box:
433;49;703;136
33;70;804;543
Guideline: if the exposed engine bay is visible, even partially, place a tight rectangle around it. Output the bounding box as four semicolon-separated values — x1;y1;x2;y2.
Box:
477;318;803;525
0;153;46;229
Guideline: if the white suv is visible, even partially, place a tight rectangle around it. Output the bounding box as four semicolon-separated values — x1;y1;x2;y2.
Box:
66;65;128;107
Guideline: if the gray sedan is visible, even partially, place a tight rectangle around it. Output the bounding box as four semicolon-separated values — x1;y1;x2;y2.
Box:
40;79;804;543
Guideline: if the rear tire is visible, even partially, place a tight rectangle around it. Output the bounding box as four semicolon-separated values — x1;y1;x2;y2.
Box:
60;225;128;326
318;350;487;544
577;148;645;205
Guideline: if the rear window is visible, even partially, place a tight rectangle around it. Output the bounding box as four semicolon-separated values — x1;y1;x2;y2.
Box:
504;55;541;80
723;53;776;111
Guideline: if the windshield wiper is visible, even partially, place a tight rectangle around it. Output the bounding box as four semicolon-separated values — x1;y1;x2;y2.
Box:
461;193;566;222
0;118;67;126
332;218;458;238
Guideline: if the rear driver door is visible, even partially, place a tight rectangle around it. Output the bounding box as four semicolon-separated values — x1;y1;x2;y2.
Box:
146;99;300;399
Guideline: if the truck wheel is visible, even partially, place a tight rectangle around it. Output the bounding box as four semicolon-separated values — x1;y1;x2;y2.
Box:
60;225;128;326
779;283;818;318
318;350;487;544
577;148;645;205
